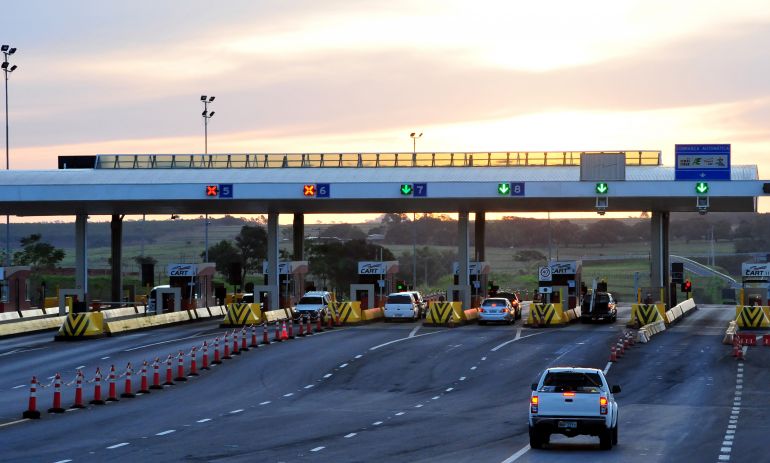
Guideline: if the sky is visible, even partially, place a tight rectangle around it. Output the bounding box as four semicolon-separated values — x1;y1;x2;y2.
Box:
2;0;769;223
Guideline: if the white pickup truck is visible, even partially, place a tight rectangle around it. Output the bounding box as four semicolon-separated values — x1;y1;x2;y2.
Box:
529;366;621;450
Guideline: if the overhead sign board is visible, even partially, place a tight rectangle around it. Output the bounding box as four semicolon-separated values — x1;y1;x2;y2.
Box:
452;262;490;275
742;263;770;279
205;184;233;198
168;263;197;277
675;144;731;180
303;184;330;198
262;261;309;275
358;261;399;275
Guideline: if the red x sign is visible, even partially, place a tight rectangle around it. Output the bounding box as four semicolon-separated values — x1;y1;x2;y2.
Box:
206;185;219;196
303;184;316;196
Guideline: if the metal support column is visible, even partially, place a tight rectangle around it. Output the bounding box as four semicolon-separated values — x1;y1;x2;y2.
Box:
110;214;124;307
267;212;280;310
650;211;670;306
293;213;304;260
75;214;88;301
474;211;485;261
458;211;470;309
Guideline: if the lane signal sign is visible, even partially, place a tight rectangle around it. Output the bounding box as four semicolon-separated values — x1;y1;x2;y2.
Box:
696;182;709;194
596;182;609;194
303;184;316;196
498;183;510;195
206;185;219;196
400;184;413;195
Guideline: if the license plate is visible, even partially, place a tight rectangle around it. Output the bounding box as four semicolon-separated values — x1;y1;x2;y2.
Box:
558;421;577;429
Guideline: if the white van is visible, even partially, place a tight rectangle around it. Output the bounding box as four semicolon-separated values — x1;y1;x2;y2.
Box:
146;285;170;315
384;292;419;320
293;291;332;321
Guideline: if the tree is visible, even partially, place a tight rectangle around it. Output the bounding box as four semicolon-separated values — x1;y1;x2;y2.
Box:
13;234;65;270
133;255;157;266
201;240;240;281
235;225;268;281
306;239;395;296
323;223;366;241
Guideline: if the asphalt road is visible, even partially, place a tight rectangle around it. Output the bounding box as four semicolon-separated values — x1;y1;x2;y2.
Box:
0;304;757;463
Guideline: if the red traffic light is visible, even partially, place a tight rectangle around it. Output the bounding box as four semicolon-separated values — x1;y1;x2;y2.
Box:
303;184;316;196
681;280;692;292
205;185;219;196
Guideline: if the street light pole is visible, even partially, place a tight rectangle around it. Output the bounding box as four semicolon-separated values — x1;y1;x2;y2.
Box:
2;45;18;267
409;132;422;290
200;96;215;263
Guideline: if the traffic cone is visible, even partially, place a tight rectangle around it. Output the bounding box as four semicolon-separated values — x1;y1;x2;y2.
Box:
90;368;105;404
48;373;65;413
764;335;770;347
22;376;41;419
240;327;249;351
223;332;232;359
617;340;625;357
106;365;119;402
72;370;85;408
138;361;150;394
232;329;241;355
150;358;163;390
306;316;313;336
163;355;175;386
201;342;210;370
281;320;289;341
212;337;222;364
250;324;259;347
316;316;324;333
189;347;199;376
287;320;295;339
609;346;617;362
327;312;334;330
274;321;282;342
298;319;305;337
175;351;188;381
623;336;630;350
121;363;136;398
262;323;271;345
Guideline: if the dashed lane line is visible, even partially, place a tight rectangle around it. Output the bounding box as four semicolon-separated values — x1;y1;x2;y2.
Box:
259;401;271;405
0;347;45;357
124;333;212;352
445;387;454;392
395;412;405;416
106;443;129;450
53;460;73;463
229;409;244;414
344;433;357;438
373;421;383;426
500;444;530;463
310;446;325;452
369;330;447;351
155;430;175;436
323;373;333;378
12;384;25;389
603;361;612;375
354;354;363;359
304;384;314;389
196;418;212;423
283;393;294;397
339;363;348;369
490;331;547;352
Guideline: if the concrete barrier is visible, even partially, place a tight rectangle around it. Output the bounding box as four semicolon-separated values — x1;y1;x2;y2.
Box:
104;310;194;335
55;312;105;340
0;312;20;322
0;316;66;337
100;306;140;319
424;302;464;327
263;308;292;323
221;303;263;326
526;303;566;327
630;303;666;326
331;301;363;324
19;309;46;318
361;307;383;322
462;308;480;322
735;305;770;328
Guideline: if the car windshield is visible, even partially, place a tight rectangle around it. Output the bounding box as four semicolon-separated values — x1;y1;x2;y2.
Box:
387;295;412;304
482;299;507;307
298;296;324;305
541;372;602;393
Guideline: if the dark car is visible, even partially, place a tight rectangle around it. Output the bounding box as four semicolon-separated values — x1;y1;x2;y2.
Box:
580;292;617;323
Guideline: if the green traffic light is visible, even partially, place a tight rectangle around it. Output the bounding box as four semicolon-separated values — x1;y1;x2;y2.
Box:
400;184;413;195
497;183;510;195
595;182;609;194
695;182;709;195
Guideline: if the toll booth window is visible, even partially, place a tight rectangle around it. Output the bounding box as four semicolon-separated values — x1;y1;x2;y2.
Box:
0;282;7;302
25;280;31;302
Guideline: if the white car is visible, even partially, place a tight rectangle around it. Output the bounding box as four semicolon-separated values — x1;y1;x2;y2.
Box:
529;367;621;450
293;291;332;321
384;292;419;321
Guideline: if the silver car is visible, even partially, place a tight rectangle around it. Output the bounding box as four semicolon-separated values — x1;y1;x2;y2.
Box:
478;297;515;325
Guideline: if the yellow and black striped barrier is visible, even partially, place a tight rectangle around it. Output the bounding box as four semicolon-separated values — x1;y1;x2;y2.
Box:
526;303;565;326
55;312;104;340
424;301;464;327
331;302;363;324
630;304;665;326
221;303;263;326
735;306;770;328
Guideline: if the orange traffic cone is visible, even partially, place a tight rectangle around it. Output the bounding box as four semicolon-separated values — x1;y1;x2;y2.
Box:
281;321;289;341
274;321;282;342
262;323;271;345
91;368;106;404
609;346;617;362
305;316;313;336
121;363;136;398
241;327;249;351
22;376;41;419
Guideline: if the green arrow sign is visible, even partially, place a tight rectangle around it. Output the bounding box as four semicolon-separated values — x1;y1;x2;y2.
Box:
695;182;709;194
497;183;510;195
400;184;413;195
595;182;609;194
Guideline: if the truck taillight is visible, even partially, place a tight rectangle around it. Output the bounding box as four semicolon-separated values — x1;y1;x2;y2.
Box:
600;396;608;415
479;308;484;312
531;395;539;414
502;308;509;313
563;392;575;397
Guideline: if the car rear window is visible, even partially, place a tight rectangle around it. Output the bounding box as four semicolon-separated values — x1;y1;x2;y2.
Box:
387;295;412;304
541;372;602;393
482;299;507;307
298;297;324;305
594;294;610;304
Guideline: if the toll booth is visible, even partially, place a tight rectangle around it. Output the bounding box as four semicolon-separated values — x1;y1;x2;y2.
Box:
0;266;32;312
167;263;216;310
537;261;582;309
740;262;770;306
453;261;490;307
353;261;399;309
262;261;308;309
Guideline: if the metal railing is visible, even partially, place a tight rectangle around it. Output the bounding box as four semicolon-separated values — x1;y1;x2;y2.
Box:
94;151;661;169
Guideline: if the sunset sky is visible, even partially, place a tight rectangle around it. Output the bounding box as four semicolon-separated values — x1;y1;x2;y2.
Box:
2;0;769;221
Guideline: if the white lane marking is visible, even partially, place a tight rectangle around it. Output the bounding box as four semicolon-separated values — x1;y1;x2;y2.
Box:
409;326;420;338
196;418;212;423
373;421;383;426
53;460;73;463
304;385;314;389
603;362;612;375
723;441;733;446
75;365;86;370
500;444;530;462
354;354;363;359
0;418;29;428
230;409;244;414
344;433;357;438
310;446;325;452
0;347;45;357
283;393;294;397
124;333;212;352
432;396;440;400
491;331;547;352
323;373;332;378
395;412;405;416
339;363;348;369
369;330;446;351
12;384;25;389
106;443;129;449
481;356;487;361
459;376;466;381
719;455;730;461
721;447;731;452
101;356;110;360
415;404;423;408
728;425;737;429
446;387;454;392
725;435;734;440
471;366;477;370
259;401;271;405
155;430;175;436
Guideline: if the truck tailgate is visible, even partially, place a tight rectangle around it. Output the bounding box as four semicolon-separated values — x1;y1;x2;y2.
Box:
538;392;599;417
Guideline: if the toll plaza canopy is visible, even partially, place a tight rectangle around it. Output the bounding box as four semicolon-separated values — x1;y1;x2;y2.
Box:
0;150;764;216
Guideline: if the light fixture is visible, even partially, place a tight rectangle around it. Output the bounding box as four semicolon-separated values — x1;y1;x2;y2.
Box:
200;95;207;101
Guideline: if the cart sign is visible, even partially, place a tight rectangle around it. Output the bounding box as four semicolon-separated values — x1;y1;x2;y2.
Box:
358;261;398;275
675;144;731;180
550;261;578;275
168;264;197;277
742;263;770;278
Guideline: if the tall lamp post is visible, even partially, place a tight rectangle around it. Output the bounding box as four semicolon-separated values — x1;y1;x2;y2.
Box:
201;96;215;262
2;45;18;267
409;132;422;290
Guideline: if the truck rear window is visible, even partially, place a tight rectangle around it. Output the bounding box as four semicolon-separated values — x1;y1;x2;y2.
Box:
298;297;324;305
541;372;602;393
387;295;412;304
